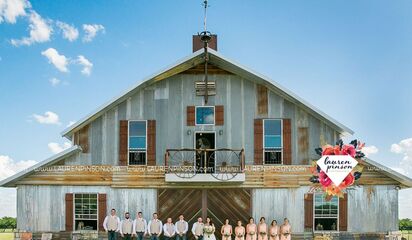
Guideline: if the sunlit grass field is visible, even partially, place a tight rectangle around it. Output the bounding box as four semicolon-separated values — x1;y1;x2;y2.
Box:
0;230;13;240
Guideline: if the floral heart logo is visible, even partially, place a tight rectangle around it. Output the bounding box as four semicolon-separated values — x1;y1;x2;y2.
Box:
316;155;358;186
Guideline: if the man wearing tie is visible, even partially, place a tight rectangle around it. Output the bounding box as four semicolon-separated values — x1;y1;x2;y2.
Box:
103;209;121;240
175;214;189;240
148;212;163;240
191;217;204;240
133;211;148;240
120;212;134;240
163;217;176;240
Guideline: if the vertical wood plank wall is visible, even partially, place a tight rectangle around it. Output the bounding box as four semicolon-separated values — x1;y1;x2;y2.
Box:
64;73;340;166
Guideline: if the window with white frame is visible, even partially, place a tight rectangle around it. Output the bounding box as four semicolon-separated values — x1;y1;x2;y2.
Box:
314;193;339;231
128;121;147;165
263;119;282;164
196;106;215;125
74;193;98;230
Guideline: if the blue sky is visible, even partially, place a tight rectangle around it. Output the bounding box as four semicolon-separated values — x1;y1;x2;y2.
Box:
0;0;411;218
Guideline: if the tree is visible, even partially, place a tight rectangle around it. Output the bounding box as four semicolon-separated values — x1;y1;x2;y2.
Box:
0;217;17;231
399;218;412;230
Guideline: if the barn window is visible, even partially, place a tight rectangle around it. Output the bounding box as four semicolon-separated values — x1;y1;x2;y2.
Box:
74;193;98;230
314;193;339;231
128;120;147;165
196;106;215;125
263;119;282;164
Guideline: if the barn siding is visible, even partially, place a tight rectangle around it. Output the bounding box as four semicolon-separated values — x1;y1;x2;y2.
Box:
347;185;398;232
66;73;344;166
16;185;156;232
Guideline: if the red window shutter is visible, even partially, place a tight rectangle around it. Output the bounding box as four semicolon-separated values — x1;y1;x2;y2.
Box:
254;119;263;165
339;193;348;231
147;120;156;166
215;105;224;125
283;119;292;165
98;194;107;231
65;193;73;231
304;193;313;231
119;120;128;166
187;106;195;126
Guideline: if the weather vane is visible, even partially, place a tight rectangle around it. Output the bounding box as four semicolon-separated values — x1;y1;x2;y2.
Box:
199;0;212;104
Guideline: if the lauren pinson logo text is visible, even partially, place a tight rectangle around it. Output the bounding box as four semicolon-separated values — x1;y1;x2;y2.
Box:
316;155;358;186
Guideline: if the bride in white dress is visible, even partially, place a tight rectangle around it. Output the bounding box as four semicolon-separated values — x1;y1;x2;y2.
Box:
204;217;217;240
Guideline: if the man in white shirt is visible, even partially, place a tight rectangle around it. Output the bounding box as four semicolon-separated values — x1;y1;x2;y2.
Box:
147;212;163;240
191;217;204;240
133;211;147;240
175;214;189;240
163;217;176;240
120;212;134;240
103;209;121;240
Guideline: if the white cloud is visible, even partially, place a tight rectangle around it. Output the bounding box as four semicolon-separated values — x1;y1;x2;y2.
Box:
362;145;378;157
399;188;412;219
0;0;30;24
391;138;412;175
32;111;60;125
0;155;37;180
76;55;93;75
56;21;78;42
49;77;61;86
82;24;104;42
11;10;52;46
0;155;36;218
41;48;69;72
48;142;71;154
66;121;76;127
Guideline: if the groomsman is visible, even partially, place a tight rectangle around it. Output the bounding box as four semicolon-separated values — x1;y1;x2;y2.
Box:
120;212;134;240
163;217;176;240
191;217;204;240
103;209;121;240
133;211;148;240
175;214;188;240
148;213;163;240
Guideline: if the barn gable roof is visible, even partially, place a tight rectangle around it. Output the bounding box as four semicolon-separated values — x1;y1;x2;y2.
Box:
61;48;354;138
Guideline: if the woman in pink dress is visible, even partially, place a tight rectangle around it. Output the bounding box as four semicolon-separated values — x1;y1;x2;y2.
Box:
235;220;245;240
279;218;291;240
246;217;257;240
221;219;233;240
257;217;268;240
269;220;279;240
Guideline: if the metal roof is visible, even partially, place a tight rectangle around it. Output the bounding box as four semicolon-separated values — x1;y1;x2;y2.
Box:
0;145;82;187
61;48;354;138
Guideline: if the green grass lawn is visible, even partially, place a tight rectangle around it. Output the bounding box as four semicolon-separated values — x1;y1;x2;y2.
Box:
401;231;412;240
0;233;13;240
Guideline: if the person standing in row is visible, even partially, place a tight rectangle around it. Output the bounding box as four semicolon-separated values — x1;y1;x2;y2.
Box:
269;220;279;240
221;219;232;240
133;212;147;240
192;217;204;240
163;217;176;240
279;218;291;240
120;212;134;240
246;218;257;240
203;217;216;240
148;213;163;240
234;220;245;240
175;214;188;240
257;217;268;240
103;209;121;240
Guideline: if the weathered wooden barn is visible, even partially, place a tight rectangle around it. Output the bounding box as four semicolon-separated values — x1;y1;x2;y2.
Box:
2;36;412;239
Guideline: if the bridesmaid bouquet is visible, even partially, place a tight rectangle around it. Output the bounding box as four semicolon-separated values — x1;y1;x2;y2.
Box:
249;231;255;236
204;226;214;237
259;231;267;236
283;232;290;237
270;233;277;237
237;233;244;238
224;233;231;239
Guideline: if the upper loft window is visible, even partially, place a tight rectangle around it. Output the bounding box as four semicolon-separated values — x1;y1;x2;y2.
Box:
196;106;215;125
263;119;282;164
128;121;146;165
314;194;339;231
74;193;98;230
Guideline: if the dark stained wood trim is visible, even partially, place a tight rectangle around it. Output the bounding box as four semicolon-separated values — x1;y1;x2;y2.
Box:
304;193;313;230
119;120;128;166
65;193;73;231
187;106;195;126
147;120;156;166
254;119;263;165
98;193;107;231
215;105;224;126
283;119;292;165
339;193;348;231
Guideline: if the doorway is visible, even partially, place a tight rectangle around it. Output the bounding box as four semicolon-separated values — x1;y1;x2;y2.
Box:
195;132;215;173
